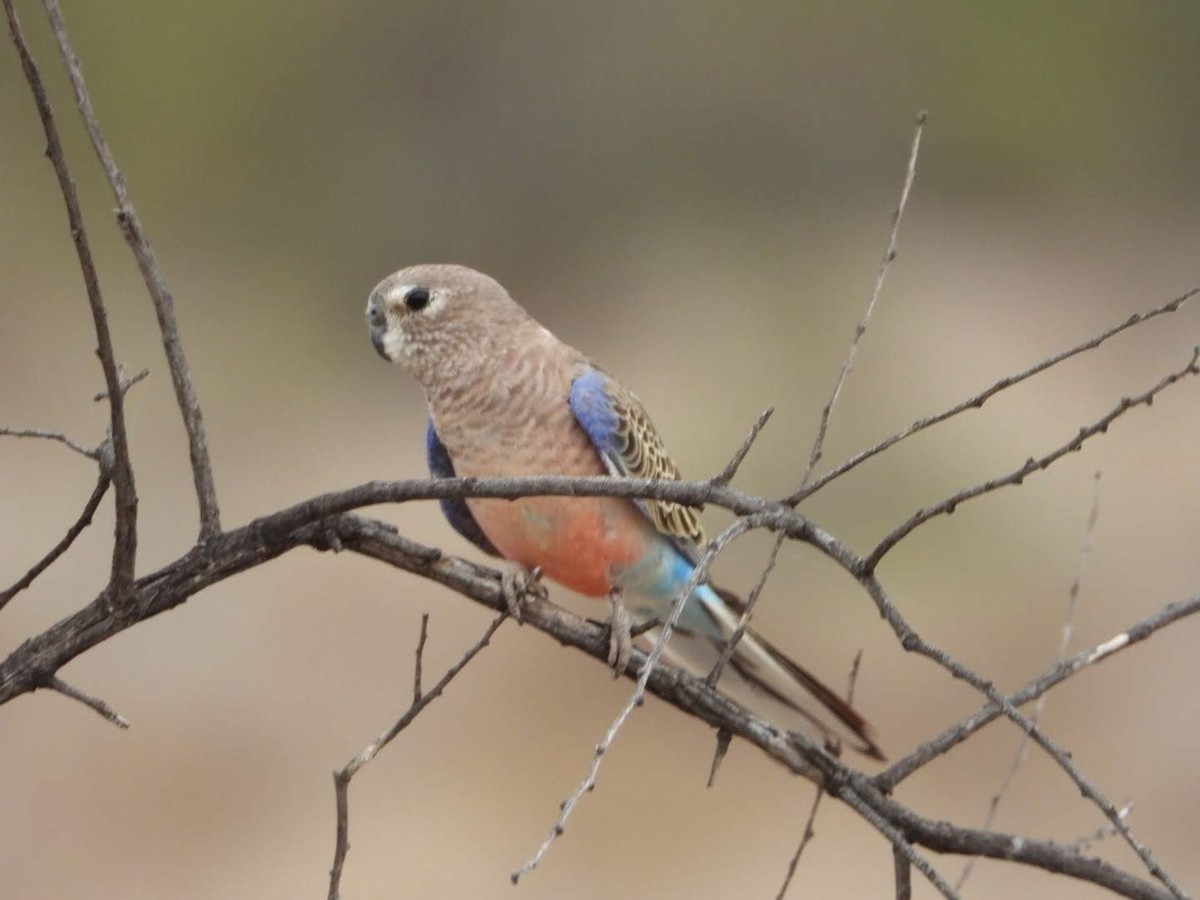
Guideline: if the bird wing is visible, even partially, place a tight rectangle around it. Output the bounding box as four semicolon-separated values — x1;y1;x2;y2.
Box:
426;419;502;557
568;366;706;557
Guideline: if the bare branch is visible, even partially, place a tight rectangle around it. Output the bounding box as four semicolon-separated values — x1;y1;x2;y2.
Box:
0;466;1181;893
0;472;111;612
175;472;1185;894
956;471;1103;891
46;675;129;729
792;110;927;495
797;285;1200;502
328;612;506;900
4;0;138;595
0;501;1181;898
878;592;1200;790
893;843;913;900
858;577;1186;899
837;783;958;899
856;774;1172;900
867;347;1200;569
40;0;221;540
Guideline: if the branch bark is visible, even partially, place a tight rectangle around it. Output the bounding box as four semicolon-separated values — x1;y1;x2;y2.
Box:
4;0;138;596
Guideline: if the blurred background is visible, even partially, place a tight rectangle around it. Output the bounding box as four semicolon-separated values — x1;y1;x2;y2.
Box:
2;2;1199;897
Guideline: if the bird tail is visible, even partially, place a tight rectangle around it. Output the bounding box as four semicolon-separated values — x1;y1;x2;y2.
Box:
674;583;885;761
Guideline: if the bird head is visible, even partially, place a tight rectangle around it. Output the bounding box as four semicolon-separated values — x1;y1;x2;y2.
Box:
366;263;531;389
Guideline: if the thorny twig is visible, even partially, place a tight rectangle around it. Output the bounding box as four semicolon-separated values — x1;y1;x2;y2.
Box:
46;675;129;729
878;591;1200;789
955;471;1103;892
709;110;927;767
793;109;927;493
867;347;1200;569
328;612;506;900
775;651;864;899
0;472;111;612
795;286;1199;503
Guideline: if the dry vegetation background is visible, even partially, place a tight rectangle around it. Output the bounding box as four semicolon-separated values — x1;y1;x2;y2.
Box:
2;2;1199;898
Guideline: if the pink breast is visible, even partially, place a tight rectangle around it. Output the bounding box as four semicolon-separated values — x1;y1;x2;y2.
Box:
468;495;646;597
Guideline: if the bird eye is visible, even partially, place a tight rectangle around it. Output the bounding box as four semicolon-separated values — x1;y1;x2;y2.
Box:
404;287;431;311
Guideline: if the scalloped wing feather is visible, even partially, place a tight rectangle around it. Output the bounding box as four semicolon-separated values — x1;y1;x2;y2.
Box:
568;367;706;554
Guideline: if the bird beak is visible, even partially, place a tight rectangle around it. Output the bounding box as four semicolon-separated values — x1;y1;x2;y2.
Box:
366;296;390;361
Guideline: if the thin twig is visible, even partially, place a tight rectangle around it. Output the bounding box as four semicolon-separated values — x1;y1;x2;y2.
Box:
715;112;926;726
41;0;221;541
867;347;1200;570
879;592;1200;791
511;515;764;884
792;109;927;494
854;771;1165;900
412;613;429;704
710;406;775;487
839;784;958;899
796;285;1200;502
774;651;863;899
859;574;1187;899
699;529;785;787
955;472;1103;891
46;675;129;728
775;789;826;900
0;472;111;612
4;0;138;595
328;612;506;900
93;366;149;402
1072;802;1134;853
0;427;99;460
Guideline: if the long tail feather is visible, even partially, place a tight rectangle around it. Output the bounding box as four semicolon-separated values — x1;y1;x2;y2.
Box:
690;584;885;760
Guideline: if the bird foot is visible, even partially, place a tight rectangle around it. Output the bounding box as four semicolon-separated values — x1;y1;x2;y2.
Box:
500;565;546;623
606;588;633;678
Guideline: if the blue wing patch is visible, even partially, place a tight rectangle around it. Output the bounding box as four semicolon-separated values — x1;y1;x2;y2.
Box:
569;366;706;562
426;420;502;557
567;368;623;464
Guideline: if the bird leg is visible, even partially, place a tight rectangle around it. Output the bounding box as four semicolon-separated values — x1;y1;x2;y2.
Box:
606;587;633;678
500;565;546;623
